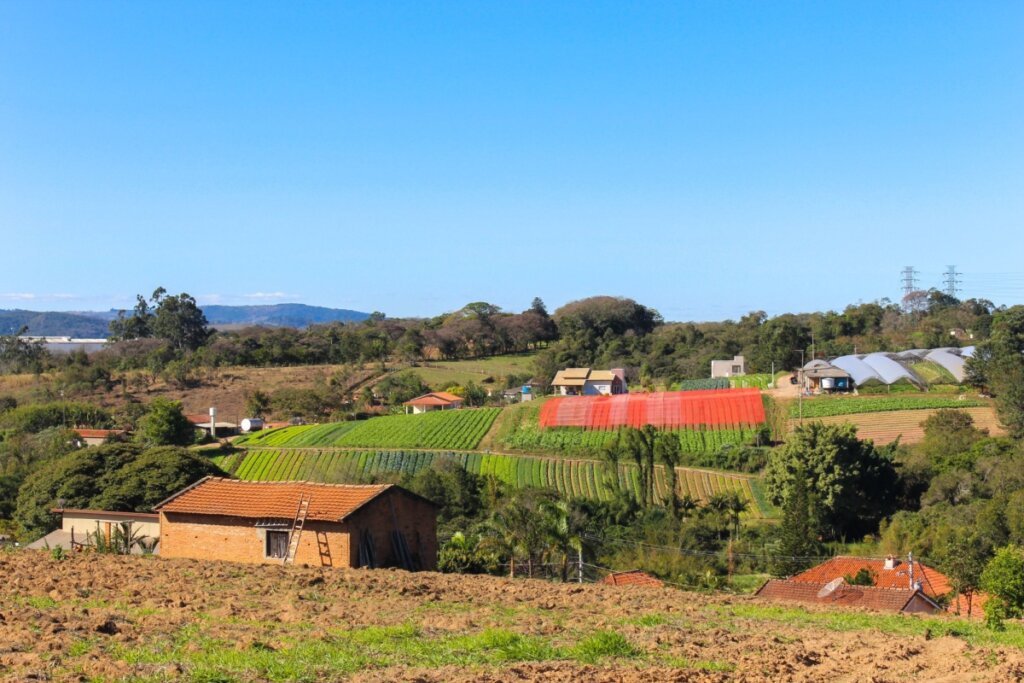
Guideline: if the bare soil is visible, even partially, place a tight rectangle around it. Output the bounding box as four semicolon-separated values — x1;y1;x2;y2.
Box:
789;406;1004;445
2;552;1022;682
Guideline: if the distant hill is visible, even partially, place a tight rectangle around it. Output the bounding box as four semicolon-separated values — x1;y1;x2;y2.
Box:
0;310;110;337
200;304;369;328
0;304;370;337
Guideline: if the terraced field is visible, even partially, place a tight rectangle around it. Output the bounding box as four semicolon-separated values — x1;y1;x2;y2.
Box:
788;406;1005;445
210;449;772;518
789;395;985;418
234;408;500;450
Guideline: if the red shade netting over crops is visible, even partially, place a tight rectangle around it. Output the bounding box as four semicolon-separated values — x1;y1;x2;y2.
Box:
538;389;766;430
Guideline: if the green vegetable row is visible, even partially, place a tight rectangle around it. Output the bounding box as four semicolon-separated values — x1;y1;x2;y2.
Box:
235;408;501;451
789;395;985;418
211;448;769;518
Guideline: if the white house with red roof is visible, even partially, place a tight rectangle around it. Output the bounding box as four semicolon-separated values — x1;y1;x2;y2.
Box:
402;391;464;414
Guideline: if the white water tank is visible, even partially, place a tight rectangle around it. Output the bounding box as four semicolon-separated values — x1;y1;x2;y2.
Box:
240;418;264;433
821;377;835;390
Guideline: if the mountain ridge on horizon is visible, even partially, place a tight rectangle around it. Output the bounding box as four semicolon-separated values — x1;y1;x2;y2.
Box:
0;303;370;337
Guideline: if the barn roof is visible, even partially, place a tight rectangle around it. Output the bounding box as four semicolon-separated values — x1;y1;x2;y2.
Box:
154;477;429;522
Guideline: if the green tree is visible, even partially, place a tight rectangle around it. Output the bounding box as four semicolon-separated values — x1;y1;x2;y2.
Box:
967;305;1024;437
245;389;271;418
135;398;196;447
764;422;897;539
980;545;1024;628
943;533;990;617
656;431;682;518
90;446;220;511
109;288;211;352
771;466;823;577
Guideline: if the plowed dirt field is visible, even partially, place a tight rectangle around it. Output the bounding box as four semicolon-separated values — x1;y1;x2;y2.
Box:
2;551;1023;682
788;406;1004;445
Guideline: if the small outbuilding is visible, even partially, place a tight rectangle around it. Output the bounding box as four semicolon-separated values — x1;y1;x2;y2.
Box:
801;363;853;394
26;508;160;553
551;368;627;396
403;391;464;414
72;429;128;446
710;356;745;378
155;477;438;570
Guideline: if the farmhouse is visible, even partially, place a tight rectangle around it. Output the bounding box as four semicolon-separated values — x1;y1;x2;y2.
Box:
710;355;745;378
26;508;160;553
550;368;627;396
758;554;986;618
72;428;127;446
755;579;941;614
155;477;438;570
403;391;464;414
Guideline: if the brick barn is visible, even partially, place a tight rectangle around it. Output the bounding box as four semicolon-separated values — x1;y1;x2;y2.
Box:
154;477;438;570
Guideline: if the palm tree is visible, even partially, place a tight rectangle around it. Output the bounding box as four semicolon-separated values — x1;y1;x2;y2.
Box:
480;504;528;578
539;499;586;582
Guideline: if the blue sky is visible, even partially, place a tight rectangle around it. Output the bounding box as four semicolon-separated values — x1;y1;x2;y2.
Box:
2;2;1022;321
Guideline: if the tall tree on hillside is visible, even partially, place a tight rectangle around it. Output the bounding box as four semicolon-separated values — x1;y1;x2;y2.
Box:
967;305;1024;437
135;398;195;447
765;422;898;539
624;425;658;508
656;432;682;519
109;288;210;352
771;465;823;577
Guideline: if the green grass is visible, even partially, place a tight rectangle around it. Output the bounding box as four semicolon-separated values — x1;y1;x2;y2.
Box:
714;603;1024;650
398;352;540;390
236;408;501;451
102;621;647;681
789;394;985;418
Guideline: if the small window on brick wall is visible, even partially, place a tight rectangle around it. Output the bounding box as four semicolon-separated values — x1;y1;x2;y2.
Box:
266;530;288;558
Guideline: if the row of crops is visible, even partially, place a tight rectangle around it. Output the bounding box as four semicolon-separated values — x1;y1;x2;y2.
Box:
210;448;770;518
539;390;766;429
496;422;763;458
789;395;985;418
677;378;730;391
234;408;501;451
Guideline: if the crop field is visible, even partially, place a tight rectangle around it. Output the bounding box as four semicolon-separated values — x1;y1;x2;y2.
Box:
497;421;762;457
234;408;501;450
539;389;766;429
791;406;1005;445
396;352;539;389
788;395;985;418
214;449;771;517
677;378;730;391
908;361;958;385
729;373;786;390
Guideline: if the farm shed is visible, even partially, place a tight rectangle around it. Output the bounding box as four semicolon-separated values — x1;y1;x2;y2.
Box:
155;478;438;570
800;363;853;394
786;555;987;619
26;509;160;554
403;391;464;414
710;355;745;378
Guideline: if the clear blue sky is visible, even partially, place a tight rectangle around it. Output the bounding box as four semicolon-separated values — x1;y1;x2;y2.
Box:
2;2;1022;321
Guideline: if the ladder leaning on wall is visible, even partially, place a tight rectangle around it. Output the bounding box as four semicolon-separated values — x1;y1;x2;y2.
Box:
283;495;311;565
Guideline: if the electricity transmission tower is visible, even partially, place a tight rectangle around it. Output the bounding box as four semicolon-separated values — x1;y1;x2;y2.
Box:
901;266;919;299
943;265;961;298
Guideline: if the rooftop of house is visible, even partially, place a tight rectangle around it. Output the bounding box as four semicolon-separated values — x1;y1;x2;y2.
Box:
599;570;664;588
755;579;940;613
403;391;464;407
790;555;948;596
551;368;624;385
73;428;126;439
50;508;158;520
154;477;426;522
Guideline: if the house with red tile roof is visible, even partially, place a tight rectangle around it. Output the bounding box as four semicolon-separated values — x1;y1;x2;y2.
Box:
600;570;663;588
154;477;437;570
760;554;987;618
755;579;941;614
72;428;127;446
403;391;464;414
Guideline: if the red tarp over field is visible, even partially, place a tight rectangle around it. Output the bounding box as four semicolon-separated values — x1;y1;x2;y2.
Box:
538;389;766;430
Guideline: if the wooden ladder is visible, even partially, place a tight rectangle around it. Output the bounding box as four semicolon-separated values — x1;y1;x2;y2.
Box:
283;495;311;565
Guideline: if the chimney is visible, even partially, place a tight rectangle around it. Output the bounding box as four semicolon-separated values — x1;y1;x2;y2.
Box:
883;555;897;570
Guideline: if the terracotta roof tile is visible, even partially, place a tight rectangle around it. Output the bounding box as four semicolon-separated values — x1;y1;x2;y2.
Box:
600;570;664;588
155;477;394;522
403;392;464;406
755;579;939;613
789;556;989;619
73;429;126;439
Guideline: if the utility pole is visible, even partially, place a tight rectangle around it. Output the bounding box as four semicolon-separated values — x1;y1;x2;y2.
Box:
798;349;804;424
577;547;583;584
943;265;962;298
